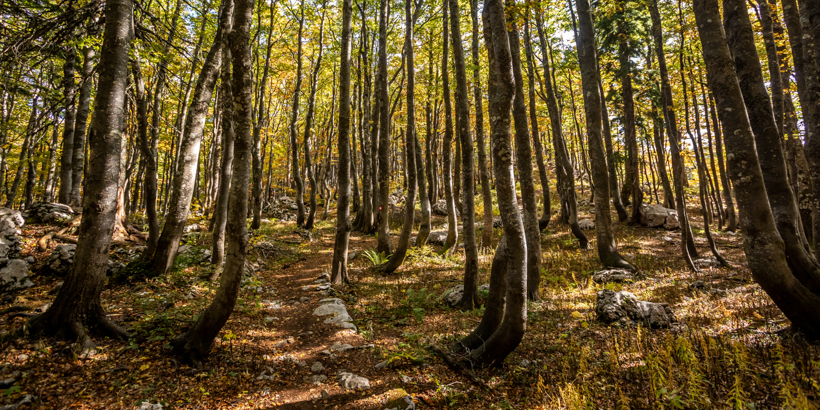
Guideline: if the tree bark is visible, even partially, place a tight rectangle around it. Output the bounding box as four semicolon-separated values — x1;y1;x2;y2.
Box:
694;0;820;338
330;0;353;285
376;0;391;255
27;0;133;348
145;0;230;278
58;48;77;205
524;11;551;231
304;9;325;230
617;14;642;224
723;0;820;289
171;0;254;363
449;0;479;309
470;0;494;249
535;9;588;249
440;0;458;255
69;47;95;207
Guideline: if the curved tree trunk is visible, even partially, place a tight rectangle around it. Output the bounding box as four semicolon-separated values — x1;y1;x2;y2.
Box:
145;1;230;278
463;0;527;365
723;0;820;289
524;15;551;232
574;0;634;271
28;0;133;348
694;0;820;338
650;0;697;271
535;9;588;249
330;0;353;285
171;0;253;363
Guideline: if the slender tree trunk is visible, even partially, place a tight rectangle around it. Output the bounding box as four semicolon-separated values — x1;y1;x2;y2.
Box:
250;1;275;230
524;11;551;231
44;125;60;202
290;7;306;227
171;0;253;363
330;0;353;285
27;0;133;347
376;0;391;255
69;47;95;207
694;0;820;338
145;1;229;278
304;9;325;230
574;0;634;270
536;9;588;248
650;0;698;270
801;0;820;253
470;0;494;249
211;17;235;272
440;0;458;255
58;48;77;205
618;15;642;223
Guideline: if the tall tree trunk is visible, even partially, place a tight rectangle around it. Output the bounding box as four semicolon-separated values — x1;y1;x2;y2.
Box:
650;0;698;270
648;44;674;209
27;0;133;348
5;96;35;209
376;0;391;255
448;0;479;308
44;125;59;202
618;15;642;224
304;9;325;230
574;0;634;270
250;0;275;230
330;0;353;285
536;9;588;248
694;0;820;338
506;5;542;301
69;47;95;207
58;48;77;205
470;0;494;249
383;0;417;274
524;10;551;231
171;0;253;363
289;7;306;227
145;1;230;278
723;0;820;288
440;0;458;254
211;22;235;271
801;0;820;253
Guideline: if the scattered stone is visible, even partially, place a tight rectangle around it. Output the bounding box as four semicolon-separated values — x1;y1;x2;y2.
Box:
0;259;31;292
493;218;503;228
520;359;531;368
591;268;636;284
24;256;34;264
321;389;330;398
264;316;279;323
595;289;677;329
0;371;20;389
399;375;413;384
42;244;121;277
374;359;390;369
257;367;276;381
384;395;415;410
183;224;201;233
426;231;448;246
693;258;721;269
137;402;163;410
317;283;331;291
337;371;370;390
639;203;680;230
431;199;459;217
441;285;464;307
305;374;327;385
317;271;331;282
263;196;298;221
689;280;706;290
578;219;595;230
330;342;355;352
313;299;356;331
311;362;325;373
348;251;359;261
299;296;309;302
23;202;74;224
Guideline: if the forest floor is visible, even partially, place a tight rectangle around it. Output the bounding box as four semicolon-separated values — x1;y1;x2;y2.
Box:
1;197;820;409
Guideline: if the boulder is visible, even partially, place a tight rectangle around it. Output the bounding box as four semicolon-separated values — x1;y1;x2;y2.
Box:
441;285;463;307
426;231;448;246
0;208;24;233
578;219;595;230
595;289;676;329
591;268;636;284
693;258;721;269
337;371;370;390
0;208;24;259
312;298;356;330
639;203;679;230
23;202;74;224
42;244;122;277
0;259;31;292
431;199;459;217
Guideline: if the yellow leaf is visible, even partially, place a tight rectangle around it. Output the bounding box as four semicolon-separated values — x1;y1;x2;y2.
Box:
139;364;150;371
571;311;583;319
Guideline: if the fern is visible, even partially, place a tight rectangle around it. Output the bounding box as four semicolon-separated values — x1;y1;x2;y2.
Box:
362;249;388;267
